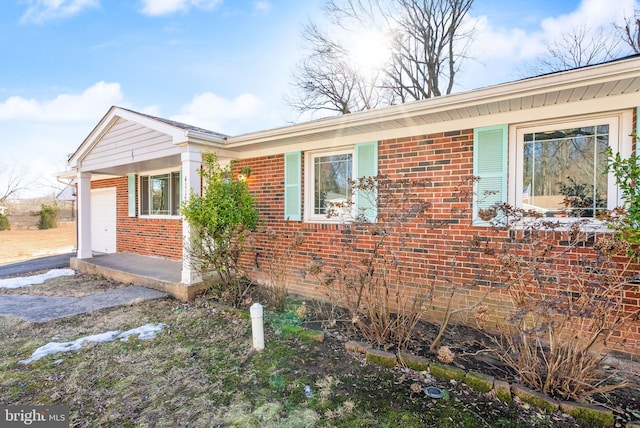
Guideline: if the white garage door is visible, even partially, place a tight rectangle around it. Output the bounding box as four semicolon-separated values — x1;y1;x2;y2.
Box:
91;188;117;254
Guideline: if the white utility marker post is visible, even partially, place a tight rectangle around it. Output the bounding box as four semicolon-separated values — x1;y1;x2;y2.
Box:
250;303;265;351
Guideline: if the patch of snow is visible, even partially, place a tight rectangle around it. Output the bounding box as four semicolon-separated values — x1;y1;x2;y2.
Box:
18;323;168;364
116;323;167;341
0;269;76;289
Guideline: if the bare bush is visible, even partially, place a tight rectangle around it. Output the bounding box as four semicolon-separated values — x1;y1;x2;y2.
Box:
309;174;512;352
485;206;639;400
308;174;435;349
256;227;305;311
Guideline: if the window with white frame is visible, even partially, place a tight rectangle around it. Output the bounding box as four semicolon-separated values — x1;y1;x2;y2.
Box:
512;113;630;219
140;171;181;216
305;148;354;221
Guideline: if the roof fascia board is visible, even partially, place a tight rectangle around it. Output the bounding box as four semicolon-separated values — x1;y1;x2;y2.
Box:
183;130;228;146
179;140;240;159
69;107;232;168
233;91;639;160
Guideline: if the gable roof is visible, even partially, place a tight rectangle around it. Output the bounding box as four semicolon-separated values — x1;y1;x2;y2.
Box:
68;106;229;170
116;107;229;141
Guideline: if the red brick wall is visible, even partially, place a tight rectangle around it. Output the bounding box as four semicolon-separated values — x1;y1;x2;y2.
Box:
234;129;640;356
91;176;182;260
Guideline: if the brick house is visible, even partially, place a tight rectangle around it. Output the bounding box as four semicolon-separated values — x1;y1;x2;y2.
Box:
66;55;640;353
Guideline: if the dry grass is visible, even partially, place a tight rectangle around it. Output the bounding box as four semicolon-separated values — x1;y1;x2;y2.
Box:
0;273;128;297
0;275;587;427
0;298;254;426
0;221;76;265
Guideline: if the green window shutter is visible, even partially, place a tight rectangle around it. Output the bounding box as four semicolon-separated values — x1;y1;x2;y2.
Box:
473;125;508;226
127;173;136;217
284;152;301;221
354;141;378;222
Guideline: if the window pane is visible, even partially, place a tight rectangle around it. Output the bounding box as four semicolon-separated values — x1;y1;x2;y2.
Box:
523;125;608;217
314;154;352;215
171;172;181;216
141;176;149;215
151;174;170;215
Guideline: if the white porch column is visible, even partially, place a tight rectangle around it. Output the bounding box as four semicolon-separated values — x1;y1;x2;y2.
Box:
76;171;92;259
181;150;202;284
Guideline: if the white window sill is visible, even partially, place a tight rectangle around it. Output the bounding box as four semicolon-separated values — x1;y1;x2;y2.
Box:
138;215;182;220
304;215;355;224
506;216;613;234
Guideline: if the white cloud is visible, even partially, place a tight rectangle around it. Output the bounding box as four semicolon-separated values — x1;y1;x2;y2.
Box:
253;1;272;14
465;15;543;60
541;0;637;37
0;81;126;198
20;0;99;24
0;81;124;122
457;0;640;90
469;0;639;62
139;0;222;16
171;92;265;134
140;104;162;116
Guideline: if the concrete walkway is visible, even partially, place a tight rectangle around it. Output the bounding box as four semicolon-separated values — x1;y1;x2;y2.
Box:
0;252;75;279
0;285;167;323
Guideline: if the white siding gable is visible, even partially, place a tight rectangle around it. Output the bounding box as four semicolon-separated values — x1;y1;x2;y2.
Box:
80;117;181;171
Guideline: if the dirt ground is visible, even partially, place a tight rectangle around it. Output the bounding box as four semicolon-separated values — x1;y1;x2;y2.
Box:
0;222;76;265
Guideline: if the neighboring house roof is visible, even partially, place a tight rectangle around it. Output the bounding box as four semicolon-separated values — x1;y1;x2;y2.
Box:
57;183;76;201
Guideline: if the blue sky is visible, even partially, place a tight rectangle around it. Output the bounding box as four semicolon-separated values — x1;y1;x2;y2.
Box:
0;0;638;198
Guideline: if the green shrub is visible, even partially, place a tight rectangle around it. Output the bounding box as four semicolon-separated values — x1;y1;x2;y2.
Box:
181;153;260;307
37;204;58;230
0;213;10;230
606;135;640;247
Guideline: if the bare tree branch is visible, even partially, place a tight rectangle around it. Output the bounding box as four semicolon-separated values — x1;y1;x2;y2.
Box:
386;0;473;99
287;22;391;115
524;24;622;75
616;9;640;54
287;0;475;116
0;164;33;203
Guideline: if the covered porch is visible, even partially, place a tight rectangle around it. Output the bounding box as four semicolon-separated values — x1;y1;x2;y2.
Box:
63;107;239;298
70;252;206;300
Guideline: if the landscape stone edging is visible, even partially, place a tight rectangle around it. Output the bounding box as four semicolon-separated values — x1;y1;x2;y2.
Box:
511;383;559;413
464;371;494;393
343;342;618;427
365;348;396;368
559;400;616;427
281;325;325;343
398;351;429;371
494;379;512;403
